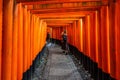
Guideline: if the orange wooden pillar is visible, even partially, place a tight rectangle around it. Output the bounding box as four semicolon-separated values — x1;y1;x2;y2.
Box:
33;16;35;57
39;19;42;52
34;16;36;59
41;22;45;47
95;10;103;80
40;20;43;51
76;19;83;51
81;16;90;76
40;20;43;50
83;17;88;56
52;28;55;39
91;11;99;79
54;28;56;39
34;17;39;55
97;10;103;80
38;18;41;55
30;15;32;66
95;11;100;67
38;20;41;52
75;21;78;49
70;24;73;45
0;0;2;79
27;11;31;69
35;17;38;54
35;17;37;54
30;15;34;65
57;28;59;40
37;17;40;54
108;1;116;79
79;19;83;52
72;23;75;46
58;27;61;40
58;27;60;40
89;13;96;79
70;24;72;44
68;25;71;44
76;21;80;49
94;11;99;64
36;17;39;54
59;27;60;40
85;15;90;58
41;22;44;46
37;19;40;53
100;6;110;79
39;20;43;52
17;3;23;80
55;28;57;40
89;12;96;64
23;6;28;72
67;25;70;43
50;27;53;40
82;18;85;53
2;0;13;79
71;24;75;46
69;25;72;43
74;21;77;47
43;22;47;45
33;15;36;60
82;15;91;71
34;16;37;57
12;3;18;80
115;0;120;80
68;25;72;45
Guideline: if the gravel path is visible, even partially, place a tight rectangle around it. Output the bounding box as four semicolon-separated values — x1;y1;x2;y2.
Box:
32;44;93;80
42;44;83;80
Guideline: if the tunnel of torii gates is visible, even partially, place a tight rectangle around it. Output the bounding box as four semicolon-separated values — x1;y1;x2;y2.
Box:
0;0;120;80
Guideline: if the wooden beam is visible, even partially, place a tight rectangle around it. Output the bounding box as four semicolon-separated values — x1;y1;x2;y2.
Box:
46;20;74;24
27;1;108;10
19;0;102;5
31;7;98;14
42;18;81;20
47;23;70;26
35;11;92;18
47;25;69;27
37;15;85;18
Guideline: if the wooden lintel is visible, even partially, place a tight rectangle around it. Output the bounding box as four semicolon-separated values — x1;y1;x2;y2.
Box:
37;15;85;19
29;7;99;12
47;23;70;26
34;13;86;17
42;18;81;20
30;7;99;14
26;1;108;10
19;0;102;5
34;11;96;19
47;26;68;28
46;20;75;24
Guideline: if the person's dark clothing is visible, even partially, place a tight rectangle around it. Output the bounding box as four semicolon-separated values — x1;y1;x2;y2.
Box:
46;33;50;42
62;34;67;50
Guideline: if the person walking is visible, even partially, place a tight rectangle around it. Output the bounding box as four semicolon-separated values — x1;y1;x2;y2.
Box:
46;32;51;43
61;30;68;55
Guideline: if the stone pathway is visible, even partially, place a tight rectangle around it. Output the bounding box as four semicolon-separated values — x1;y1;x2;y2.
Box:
42;44;83;80
32;43;93;80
